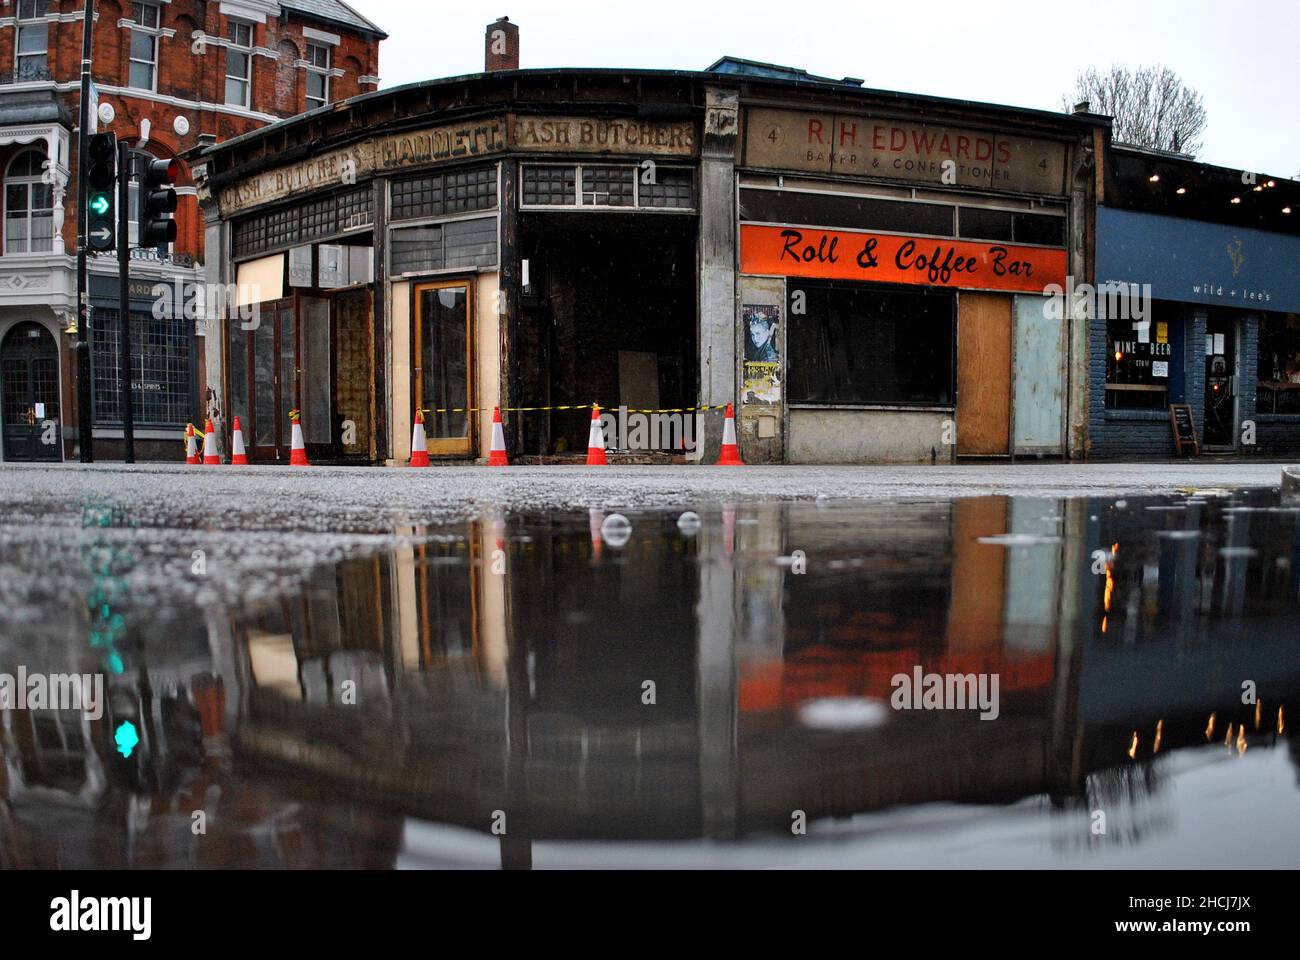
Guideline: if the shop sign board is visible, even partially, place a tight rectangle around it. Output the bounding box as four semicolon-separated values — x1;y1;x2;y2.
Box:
218;119;508;218
508;115;697;157
744;107;1069;196
740;223;1066;293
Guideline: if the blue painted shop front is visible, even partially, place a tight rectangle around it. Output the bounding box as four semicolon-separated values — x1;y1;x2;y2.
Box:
1092;207;1300;458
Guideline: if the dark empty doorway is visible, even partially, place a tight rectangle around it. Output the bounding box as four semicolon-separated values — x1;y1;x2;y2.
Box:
2;322;61;461
516;214;697;457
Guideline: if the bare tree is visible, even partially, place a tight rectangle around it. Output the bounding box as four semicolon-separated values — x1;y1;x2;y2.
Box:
1063;65;1207;156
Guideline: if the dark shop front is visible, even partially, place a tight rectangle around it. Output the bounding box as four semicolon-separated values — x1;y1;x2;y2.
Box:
1093;147;1300;458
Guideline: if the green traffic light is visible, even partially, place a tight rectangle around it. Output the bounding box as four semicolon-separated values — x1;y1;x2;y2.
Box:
89;193;111;216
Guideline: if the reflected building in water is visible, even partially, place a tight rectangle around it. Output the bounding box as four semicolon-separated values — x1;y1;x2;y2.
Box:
4;494;1299;866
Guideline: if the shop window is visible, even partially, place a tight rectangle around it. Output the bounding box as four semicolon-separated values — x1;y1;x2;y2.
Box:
233;188;373;259
4;149;54;254
637;168;694;209
581;165;634;206
305;42;331;110
128;2;160;90
522;164;695;210
957;208;1065;246
225;19;254;108
740;188;954;237
1257;313;1300;414
1105;304;1174;410
391;167;500;221
787;282;955;406
91;310;193;426
15;0;51;83
390;217;497;276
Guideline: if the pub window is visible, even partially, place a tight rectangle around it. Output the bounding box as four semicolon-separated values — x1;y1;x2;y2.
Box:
15;0;51;83
1105;301;1175;410
787;282;955;407
225;19;254;108
390;216;498;276
740;188;953;236
128;2;160;91
522;164;695;210
1256;313;1300;414
91;310;193;426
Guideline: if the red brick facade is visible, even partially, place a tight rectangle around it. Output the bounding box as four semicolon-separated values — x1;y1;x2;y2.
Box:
1;0;383;261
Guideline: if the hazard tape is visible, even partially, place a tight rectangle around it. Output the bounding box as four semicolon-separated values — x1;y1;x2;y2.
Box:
420;404;732;415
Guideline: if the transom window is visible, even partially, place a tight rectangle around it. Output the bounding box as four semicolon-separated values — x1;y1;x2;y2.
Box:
128;2;161;90
15;0;52;83
305;42;331;110
521;164;695;210
4;150;54;255
226;19;254;108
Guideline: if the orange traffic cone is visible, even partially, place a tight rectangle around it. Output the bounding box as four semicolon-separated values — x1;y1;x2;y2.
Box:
184;423;200;464
586;405;607;466
718;404;744;466
230;416;249;465
489;406;509;466
410;409;430;467
202;418;221;465
289;410;309;466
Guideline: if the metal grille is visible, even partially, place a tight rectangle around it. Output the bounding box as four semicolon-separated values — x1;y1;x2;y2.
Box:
2;358;27;425
521;166;576;206
638;167;694;208
390;165;497;221
233;189;374;259
91;310;192;426
581;165;634;206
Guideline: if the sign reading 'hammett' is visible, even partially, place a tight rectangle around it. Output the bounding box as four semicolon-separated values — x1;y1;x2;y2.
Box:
745;107;1069;195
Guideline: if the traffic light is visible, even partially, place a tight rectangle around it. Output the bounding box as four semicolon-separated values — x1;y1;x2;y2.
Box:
138;156;179;248
85;132;117;252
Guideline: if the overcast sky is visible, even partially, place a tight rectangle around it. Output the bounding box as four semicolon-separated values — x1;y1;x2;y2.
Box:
349;0;1298;177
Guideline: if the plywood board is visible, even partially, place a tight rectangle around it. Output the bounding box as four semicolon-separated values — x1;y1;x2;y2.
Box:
957;292;1011;455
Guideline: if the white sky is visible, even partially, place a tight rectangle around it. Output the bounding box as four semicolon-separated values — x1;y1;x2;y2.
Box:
348;0;1299;177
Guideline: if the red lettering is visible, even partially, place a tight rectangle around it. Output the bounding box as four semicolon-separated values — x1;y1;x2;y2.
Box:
997;140;1011;164
890;127;907;151
873;125;887;150
938;134;952;156
956;135;971;160
839;121;857;148
912;130;938;155
808;119;825;145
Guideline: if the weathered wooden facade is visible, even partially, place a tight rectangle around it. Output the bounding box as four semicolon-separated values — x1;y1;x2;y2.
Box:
190;57;1104;464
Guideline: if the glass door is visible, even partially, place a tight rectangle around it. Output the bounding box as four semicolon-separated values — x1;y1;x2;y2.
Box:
414;281;473;457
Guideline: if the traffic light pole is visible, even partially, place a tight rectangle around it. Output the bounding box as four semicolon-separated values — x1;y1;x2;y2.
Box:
75;0;95;462
117;143;135;464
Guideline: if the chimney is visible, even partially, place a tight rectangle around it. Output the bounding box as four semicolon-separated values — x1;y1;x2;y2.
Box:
486;17;519;72
1073;100;1091;114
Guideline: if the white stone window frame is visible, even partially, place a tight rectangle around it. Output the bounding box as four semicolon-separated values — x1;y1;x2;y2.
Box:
299;29;342;112
4;148;56;256
13;0;53;83
225;17;256;109
121;2;176;94
0;125;68;257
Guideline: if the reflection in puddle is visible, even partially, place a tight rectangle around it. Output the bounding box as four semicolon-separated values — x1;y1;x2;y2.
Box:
3;493;1299;868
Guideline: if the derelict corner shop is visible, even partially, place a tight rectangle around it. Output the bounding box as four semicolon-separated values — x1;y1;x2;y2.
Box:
183;58;1099;466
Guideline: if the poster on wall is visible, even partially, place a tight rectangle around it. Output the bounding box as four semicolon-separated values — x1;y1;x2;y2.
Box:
742;304;781;404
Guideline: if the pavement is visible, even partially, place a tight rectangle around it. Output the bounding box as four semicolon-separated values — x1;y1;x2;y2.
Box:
0;460;1285;630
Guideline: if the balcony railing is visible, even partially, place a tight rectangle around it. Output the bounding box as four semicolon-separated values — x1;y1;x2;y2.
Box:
4;60;53;84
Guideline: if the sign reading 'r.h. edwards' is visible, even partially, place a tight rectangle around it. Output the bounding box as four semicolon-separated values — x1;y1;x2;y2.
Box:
745;107;1070;196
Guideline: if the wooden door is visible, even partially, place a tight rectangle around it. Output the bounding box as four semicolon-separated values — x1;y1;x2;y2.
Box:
413;280;473;458
956;292;1012;456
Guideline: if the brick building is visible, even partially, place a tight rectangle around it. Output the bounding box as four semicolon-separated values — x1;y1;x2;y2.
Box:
0;0;385;462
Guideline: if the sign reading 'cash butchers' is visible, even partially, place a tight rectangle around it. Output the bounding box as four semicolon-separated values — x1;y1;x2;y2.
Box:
740;223;1066;293
745;107;1069;196
509;115;696;156
218;119;508;217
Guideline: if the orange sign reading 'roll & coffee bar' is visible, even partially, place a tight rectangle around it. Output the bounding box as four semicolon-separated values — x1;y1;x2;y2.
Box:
739;224;1066;293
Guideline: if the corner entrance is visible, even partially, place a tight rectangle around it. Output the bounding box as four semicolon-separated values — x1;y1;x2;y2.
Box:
515;214;697;458
1;322;61;462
